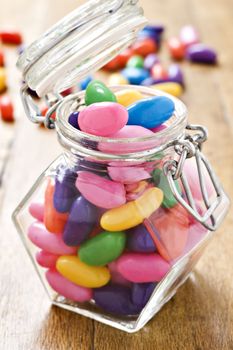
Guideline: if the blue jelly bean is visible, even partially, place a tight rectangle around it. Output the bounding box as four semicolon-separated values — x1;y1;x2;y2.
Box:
79;76;93;90
63;196;98;246
127;96;175;128
53;169;79;213
121;67;150;85
131;282;157;308
68;112;80;129
127;224;157;253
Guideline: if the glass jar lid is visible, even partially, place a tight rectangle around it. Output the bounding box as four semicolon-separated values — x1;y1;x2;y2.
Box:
17;0;147;97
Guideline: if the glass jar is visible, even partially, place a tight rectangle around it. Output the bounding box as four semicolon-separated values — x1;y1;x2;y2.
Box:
13;0;230;333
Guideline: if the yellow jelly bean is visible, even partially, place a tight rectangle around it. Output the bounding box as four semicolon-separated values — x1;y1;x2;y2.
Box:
108;73;129;86
115;89;144;107
152;82;183;97
56;255;111;288
0;68;7;93
100;188;163;231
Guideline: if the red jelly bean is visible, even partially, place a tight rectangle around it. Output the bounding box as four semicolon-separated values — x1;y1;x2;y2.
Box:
132;38;157;57
118;48;134;66
0;95;14;122
0;51;4;67
103;57;123;71
151;63;168;80
167;37;185;60
0;31;23;45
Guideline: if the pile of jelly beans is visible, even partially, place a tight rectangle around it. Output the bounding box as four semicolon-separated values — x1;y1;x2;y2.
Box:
0;30;23;122
27;81;210;316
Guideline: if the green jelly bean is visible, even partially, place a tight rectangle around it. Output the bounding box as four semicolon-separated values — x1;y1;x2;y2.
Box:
127;55;144;69
85;80;117;106
78;231;126;266
152;168;182;208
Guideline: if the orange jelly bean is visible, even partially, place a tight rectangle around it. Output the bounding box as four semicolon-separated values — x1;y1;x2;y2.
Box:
44;180;69;234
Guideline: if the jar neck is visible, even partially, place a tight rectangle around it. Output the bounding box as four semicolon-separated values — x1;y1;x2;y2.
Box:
55;85;188;165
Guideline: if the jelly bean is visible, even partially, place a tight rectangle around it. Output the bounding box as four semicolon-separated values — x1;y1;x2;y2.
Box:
0;31;23;45
108;261;131;286
94;284;141;315
152;168;182;208
127;55;144;69
63;196;98;246
79;76;93;90
46;269;93;302
127;224;157;253
132;38;157;57
29;201;44;222
117;48;134;67
36;250;59;268
44;181;69;234
56;255;110;288
76;171;126;209
141;77;159;86
85;80;116;105
41;106;56;121
131;282;157;308
61;88;73;97
126;180;151;201
127;96;175;129
143;53;160;71
168;64;184;86
0;51;4;67
0;68;7;93
98;125;155;154
28;221;77;255
146;204;189;261
121;67;150;85
186;44;217;64
0;95;14;122
152;82;183;97
79;231;126;266
116;253;170;283
100;188;163;231
151;63;168;80
179;25;199;48
167;37;185;60
68;111;80;129
151;124;167;133
79;102;128;136
115;89;143;107
139;25;164;46
103;56;124;71
108;73;129;86
54;169;78;213
108;166;150;184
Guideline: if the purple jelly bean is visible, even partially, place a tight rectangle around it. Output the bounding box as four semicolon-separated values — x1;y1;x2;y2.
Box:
94;284;142;316
168;64;185;86
186;44;217;64
127;224;157;253
54;169;79;213
131;282;157;308
144;54;160;71
63;196;97;246
68;112;80;130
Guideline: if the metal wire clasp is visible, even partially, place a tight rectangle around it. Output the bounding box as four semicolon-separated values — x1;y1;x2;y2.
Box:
163;124;229;231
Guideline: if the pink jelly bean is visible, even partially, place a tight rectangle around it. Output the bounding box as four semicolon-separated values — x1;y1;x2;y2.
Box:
36;250;59;268
98;125;156;154
179;25;199;48
76;171;126;209
78;102;128;136
46;269;93;302
28;221;77;255
184;222;208;254
116;253;170;283
108;261;131;287
29;202;44;222
107;166;150;184
151;124;167;133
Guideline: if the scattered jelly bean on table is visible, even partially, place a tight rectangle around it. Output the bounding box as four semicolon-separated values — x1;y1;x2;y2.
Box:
0;30;23;45
152;82;183;97
121;67;150;85
0;51;4;67
167;37;185;60
127;224;157;253
132;38;157;57
151;63;168;80
127;55;144;69
79;230;126;266
0;95;14;122
56;255;111;288
100;188;163;231
0;68;7;93
179;25;199;48
85;80;116;105
46;269;93;302
115;89;144;107
143;53;160;71
116;253;170;283
108;73;129;86
36;250;59;269
168;64;184;86
186;44;217;64
127;96;175;129
78;102;128;136
76;171;126;209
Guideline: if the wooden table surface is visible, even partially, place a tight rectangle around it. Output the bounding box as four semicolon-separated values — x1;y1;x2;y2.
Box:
0;0;233;349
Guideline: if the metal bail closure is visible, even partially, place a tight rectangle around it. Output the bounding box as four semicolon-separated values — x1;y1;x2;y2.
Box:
17;0;147;127
163;124;229;231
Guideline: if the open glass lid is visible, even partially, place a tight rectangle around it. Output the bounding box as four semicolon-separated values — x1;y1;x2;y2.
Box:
17;0;147;97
